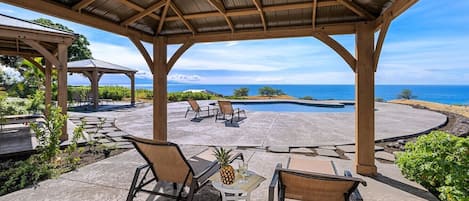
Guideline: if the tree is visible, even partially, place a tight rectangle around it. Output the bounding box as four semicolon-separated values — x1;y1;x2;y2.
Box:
258;86;285;97
397;89;416;100
32;18;92;61
233;87;249;97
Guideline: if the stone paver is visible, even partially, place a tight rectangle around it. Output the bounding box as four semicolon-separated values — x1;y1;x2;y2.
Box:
267;146;290;153
290;147;315;155
375;151;396;162
316;148;340;158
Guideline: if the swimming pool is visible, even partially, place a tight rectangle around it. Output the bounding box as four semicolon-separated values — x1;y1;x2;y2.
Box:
231;102;355;112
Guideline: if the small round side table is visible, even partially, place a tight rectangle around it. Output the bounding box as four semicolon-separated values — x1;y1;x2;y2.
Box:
210;170;265;201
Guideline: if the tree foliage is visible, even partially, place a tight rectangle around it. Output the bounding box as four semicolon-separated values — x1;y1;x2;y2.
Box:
32;18;92;61
397;89;416;99
258;86;285;97
396;131;469;201
233;87;249;97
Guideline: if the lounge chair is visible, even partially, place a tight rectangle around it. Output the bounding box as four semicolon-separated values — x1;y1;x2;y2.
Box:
123;135;243;201
269;157;366;201
185;99;211;119
215;100;246;123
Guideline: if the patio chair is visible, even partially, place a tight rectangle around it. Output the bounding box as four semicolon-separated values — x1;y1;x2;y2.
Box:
215;100;246;123
123;135;243;201
269;157;367;201
185;99;211;119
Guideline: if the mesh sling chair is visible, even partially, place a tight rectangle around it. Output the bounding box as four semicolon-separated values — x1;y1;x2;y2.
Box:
269;158;367;201
123;135;243;201
185;100;211;119
215;101;246;123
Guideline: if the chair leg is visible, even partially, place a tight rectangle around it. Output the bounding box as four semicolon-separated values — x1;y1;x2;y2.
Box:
185;108;190;118
126;168;141;201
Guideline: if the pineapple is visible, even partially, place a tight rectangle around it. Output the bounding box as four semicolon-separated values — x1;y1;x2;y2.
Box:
213;147;235;185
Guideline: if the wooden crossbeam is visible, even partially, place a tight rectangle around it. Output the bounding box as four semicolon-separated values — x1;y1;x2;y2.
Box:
170;2;196;34
157;0;171;35
119;0;161;21
312;0;317;30
207;0;235;32
374;0;418;29
121;0;166;26
252;0;267;31
313;32;356;72
166;1;340;21
72;0;95;11
167;23;356;44
167;39;194;72
128;36;154;73
373;17;391;71
21;39;61;68
337;0;375;20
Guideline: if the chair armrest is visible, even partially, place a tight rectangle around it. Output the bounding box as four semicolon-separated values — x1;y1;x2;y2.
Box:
269;163;282;201
344;170;366;201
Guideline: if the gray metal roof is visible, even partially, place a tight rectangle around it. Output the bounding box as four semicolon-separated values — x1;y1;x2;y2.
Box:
68;59;138;72
0;14;75;36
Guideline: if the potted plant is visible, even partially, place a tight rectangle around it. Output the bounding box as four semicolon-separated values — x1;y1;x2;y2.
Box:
213;147;235;185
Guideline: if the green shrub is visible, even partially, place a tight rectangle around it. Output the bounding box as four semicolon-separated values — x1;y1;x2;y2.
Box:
136;89;153;99
233;88;249;97
0;97;29;116
167;92;214;102
300;96;314;100
397;89;416;99
396;131;469;201
27;90;45;114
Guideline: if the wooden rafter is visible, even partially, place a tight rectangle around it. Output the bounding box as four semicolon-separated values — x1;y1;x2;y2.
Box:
252;0;267;31
312;0;317;30
373;17;391;72
21;39;61;67
336;0;375;20
374;0;418;29
72;0;95;12
207;0;235;32
169;2;196;34
313;32;356;72
167;39;194;72
157;0;171;35
166;1;340;21
128;36;154;73
24;57;45;74
118;0;161;21
120;0;166;26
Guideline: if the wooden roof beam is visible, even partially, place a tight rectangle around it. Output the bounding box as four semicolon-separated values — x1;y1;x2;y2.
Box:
169;2;196;34
167;22;356;44
128;36;154;73
312;0;317;30
313;31;356;72
72;0;95;12
252;0;267;31
337;0;375;20
207;0;235;32
374;0;418;29
373;18;391;72
167;39;193;72
120;0;166;26
118;0;161;21
1;0;154;43
157;0;171;35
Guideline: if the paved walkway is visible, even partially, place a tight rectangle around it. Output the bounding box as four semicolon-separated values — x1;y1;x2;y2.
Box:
1;101;443;200
0;147;438;201
113;100;446;147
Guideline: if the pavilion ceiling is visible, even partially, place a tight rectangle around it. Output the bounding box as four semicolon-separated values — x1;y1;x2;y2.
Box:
0;0;417;44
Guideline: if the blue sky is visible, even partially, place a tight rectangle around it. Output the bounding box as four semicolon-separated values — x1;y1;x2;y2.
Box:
1;0;468;85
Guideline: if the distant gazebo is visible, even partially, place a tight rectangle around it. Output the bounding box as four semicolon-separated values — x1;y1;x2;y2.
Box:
67;59;137;109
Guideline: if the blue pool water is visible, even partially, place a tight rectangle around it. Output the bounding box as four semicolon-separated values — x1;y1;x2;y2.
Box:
232;102;355;112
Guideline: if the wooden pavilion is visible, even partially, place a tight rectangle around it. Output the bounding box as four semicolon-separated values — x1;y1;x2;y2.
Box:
68;59;138;109
0;13;75;141
1;0;418;176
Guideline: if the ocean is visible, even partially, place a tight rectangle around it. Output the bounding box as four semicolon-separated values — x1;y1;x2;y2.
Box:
124;84;468;105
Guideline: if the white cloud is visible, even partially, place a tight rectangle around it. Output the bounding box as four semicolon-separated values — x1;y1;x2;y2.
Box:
89;41;150;73
168;73;201;82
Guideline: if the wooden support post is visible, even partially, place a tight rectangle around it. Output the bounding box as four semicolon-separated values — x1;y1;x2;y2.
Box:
45;60;52;115
57;44;68;141
91;70;99;110
355;22;377;176
129;73;136;105
153;37;168;141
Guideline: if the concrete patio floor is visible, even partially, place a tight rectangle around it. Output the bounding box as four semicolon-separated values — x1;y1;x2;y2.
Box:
0;146;438;201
